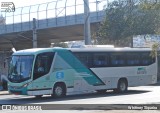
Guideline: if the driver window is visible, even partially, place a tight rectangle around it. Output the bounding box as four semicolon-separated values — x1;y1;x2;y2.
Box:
33;52;54;80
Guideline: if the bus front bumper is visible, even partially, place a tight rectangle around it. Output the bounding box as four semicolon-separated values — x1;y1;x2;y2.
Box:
8;86;28;95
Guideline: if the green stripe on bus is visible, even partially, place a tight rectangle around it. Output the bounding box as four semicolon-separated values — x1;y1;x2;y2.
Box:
55;49;105;86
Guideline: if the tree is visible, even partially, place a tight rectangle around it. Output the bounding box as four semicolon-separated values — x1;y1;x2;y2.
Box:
151;43;159;58
140;0;160;34
95;0;160;47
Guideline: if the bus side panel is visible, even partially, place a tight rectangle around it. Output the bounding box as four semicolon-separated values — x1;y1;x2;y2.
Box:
55;50;105;85
27;75;52;96
91;63;157;89
50;49;106;95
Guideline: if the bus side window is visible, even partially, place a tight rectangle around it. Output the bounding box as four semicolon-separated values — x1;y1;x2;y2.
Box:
127;53;140;66
141;53;155;66
33;52;54;80
111;56;118;65
134;56;140;65
74;52;93;68
93;53;108;67
111;53;125;66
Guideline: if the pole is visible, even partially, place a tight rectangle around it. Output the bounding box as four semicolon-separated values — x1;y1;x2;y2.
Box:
33;18;37;48
84;0;91;45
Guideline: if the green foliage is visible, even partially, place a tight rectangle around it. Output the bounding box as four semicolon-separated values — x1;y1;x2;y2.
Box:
95;0;160;46
140;0;160;10
151;43;159;58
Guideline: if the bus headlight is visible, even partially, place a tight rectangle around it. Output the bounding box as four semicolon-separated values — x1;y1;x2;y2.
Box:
22;83;29;88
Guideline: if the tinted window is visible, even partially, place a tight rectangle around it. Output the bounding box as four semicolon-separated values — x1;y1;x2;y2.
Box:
141;52;155;65
93;53;109;67
111;53;125;66
126;53;140;66
74;51;155;68
33;52;54;80
74;52;92;68
126;52;155;66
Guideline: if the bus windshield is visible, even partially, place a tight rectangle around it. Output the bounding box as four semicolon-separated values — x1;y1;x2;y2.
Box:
8;55;34;83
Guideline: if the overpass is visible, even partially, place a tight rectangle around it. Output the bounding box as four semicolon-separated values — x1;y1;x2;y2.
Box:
0;11;105;51
0;0;107;51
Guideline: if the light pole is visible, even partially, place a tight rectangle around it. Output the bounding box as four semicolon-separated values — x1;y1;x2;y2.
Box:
83;0;91;45
33;18;37;48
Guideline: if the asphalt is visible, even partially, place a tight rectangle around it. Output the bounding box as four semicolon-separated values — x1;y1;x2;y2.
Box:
0;81;160;96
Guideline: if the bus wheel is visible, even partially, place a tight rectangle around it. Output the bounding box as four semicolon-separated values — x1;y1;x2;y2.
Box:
117;79;128;93
52;84;66;98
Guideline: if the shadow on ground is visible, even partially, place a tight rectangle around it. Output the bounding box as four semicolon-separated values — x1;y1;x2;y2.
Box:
0;89;150;105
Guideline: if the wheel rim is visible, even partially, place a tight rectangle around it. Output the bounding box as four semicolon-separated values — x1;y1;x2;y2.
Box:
55;86;63;96
120;82;126;91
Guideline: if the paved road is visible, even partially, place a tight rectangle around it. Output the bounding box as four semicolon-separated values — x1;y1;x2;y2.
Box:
0;84;160;104
0;84;160;112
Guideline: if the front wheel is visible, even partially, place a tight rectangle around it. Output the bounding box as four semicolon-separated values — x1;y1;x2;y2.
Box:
52;84;66;98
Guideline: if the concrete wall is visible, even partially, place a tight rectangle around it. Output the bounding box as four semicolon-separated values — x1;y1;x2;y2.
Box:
0;52;12;76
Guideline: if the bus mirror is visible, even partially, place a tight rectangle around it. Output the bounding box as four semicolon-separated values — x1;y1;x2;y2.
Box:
12;48;16;53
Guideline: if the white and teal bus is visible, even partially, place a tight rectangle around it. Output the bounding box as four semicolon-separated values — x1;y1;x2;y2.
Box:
7;47;157;98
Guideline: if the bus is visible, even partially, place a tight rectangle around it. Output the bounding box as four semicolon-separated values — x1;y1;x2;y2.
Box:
7;47;157;98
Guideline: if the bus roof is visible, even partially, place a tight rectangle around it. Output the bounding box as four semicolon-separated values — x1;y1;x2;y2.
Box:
68;47;152;52
13;47;152;55
12;48;53;55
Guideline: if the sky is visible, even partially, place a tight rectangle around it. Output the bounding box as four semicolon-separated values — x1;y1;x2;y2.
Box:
0;0;111;24
1;0;56;8
0;0;112;8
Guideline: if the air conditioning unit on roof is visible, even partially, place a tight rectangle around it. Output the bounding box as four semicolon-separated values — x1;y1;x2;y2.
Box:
82;45;114;48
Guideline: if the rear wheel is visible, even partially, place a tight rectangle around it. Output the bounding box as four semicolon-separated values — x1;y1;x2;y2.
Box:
117;79;128;93
52;84;66;98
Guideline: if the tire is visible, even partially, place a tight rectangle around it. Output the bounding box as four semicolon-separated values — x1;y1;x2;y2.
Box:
117;79;128;93
52;84;66;98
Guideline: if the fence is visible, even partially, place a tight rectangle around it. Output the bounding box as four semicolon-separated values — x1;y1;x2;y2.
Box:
0;0;107;34
1;0;107;25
